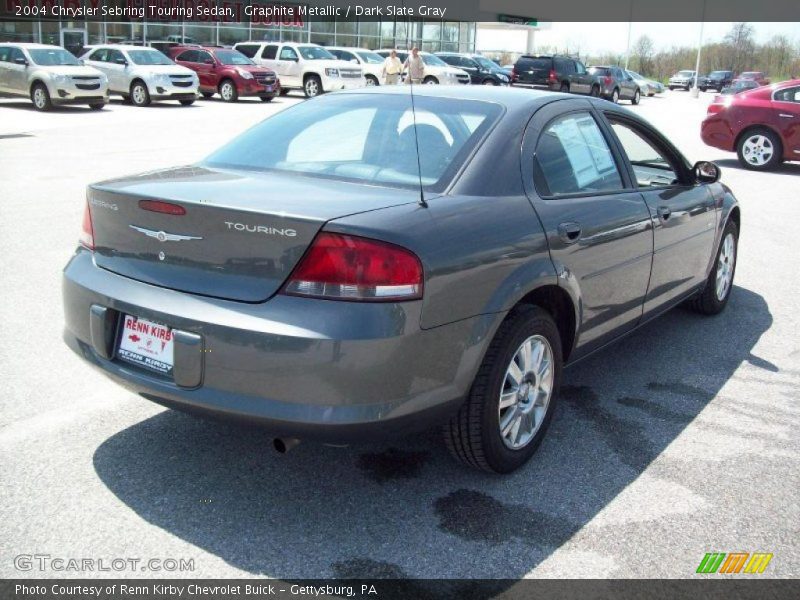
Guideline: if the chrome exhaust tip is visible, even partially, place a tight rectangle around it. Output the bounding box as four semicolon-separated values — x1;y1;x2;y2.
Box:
273;438;301;454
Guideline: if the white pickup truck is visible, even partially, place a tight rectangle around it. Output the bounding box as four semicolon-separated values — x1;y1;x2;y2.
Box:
234;42;365;97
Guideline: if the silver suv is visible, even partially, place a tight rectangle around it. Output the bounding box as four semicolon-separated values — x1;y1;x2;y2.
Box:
669;70;697;91
0;43;108;111
82;45;199;106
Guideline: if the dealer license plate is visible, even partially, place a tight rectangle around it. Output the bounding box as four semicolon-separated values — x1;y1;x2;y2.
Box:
117;315;174;375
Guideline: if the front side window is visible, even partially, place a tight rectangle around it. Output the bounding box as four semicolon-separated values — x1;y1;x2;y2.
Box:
474;56;496;70
421;53;448;67
204;94;502;191
357;51;383;64
176;50;198;63
127;50;173;66
215;50;253;66
28;48;80;66
608;119;680;188
535;112;622;196
88;48;107;62
196;51;213;64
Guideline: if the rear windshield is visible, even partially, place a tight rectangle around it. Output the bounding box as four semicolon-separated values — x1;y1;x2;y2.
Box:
709;71;730;77
128;49;173;65
29;48;80;66
740;72;760;78
518;57;551;69
357;51;383;64
203;93;502;192
588;67;610;75
677;70;694;76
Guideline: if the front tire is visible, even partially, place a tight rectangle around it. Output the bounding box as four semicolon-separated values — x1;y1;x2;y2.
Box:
303;74;322;98
219;79;238;102
260;95;274;102
590;84;600;97
31;83;52;111
688;220;738;315
736;128;783;171
423;76;439;85
365;75;379;87
444;306;562;474
610;88;620;103
130;80;150;107
179;99;195;106
201;91;214;99
88;102;104;111
631;88;641;105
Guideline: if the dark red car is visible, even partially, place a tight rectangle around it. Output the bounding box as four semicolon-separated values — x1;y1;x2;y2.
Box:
737;71;771;86
168;46;279;102
701;79;800;170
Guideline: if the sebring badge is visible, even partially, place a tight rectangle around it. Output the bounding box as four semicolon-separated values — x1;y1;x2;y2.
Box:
129;225;203;243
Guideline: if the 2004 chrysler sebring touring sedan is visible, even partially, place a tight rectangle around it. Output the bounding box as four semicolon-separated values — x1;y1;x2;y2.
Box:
63;86;740;473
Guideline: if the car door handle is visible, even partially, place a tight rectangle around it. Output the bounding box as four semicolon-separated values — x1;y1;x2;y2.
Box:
658;206;672;220
779;113;794;118
557;222;582;244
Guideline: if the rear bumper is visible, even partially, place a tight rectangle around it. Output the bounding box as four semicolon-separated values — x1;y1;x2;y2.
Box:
701;117;736;151
62;249;494;441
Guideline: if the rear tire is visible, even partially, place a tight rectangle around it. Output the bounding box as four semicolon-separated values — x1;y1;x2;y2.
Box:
611;88;620;103
179;99;195;106
260;95;274;102
559;82;569;93
631;88;641;105
736;127;783;171
88;102;104;110
201;91;214;99
31;82;52;111
688;220;738;315
444;305;563;474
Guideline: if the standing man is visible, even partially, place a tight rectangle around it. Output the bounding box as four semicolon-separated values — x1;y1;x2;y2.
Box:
382;50;402;85
404;47;425;85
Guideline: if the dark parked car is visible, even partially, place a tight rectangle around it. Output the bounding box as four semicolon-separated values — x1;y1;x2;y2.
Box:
511;54;598;95
436;52;510;85
587;65;642;104
703;78;800;170
738;71;771;86
169;45;279;102
63;87;739;473
720;79;760;95
699;70;734;92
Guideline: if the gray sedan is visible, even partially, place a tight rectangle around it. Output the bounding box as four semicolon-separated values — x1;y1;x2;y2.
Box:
62;87;740;473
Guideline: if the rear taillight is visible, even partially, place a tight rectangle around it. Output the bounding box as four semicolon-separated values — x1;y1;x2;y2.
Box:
79;200;94;250
548;69;557;82
282;232;423;302
604;76;613;86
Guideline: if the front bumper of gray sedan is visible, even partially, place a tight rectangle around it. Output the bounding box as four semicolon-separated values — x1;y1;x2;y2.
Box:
63;249;497;441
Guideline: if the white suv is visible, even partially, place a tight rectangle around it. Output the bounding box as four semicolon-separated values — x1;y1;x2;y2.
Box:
326;47;385;86
234;42;365;97
0;43;108;111
374;49;470;85
81;45;199;106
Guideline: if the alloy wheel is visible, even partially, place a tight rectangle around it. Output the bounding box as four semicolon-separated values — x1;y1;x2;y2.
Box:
305;79;319;96
742;135;774;167
132;85;146;105
498;335;554;450
221;82;234;100
33;88;47;109
612;89;619;103
716;233;736;301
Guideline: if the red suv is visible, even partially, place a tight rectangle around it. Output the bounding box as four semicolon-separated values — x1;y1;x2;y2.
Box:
169;46;279;102
736;71;771;87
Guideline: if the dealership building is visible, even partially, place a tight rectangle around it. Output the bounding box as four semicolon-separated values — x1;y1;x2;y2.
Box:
1;1;477;57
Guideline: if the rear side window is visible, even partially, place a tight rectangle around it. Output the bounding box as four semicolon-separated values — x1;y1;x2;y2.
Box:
236;44;258;58
0;47;9;62
176;50;198;62
262;45;278;59
535;112;622;196
774;86;800;103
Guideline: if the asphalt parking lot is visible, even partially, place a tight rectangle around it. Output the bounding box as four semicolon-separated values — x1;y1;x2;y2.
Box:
0;88;798;580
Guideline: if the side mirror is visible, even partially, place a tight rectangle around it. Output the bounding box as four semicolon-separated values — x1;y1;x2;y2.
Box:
693;161;721;184
78;58;85;65
14;57;28;66
204;58;214;65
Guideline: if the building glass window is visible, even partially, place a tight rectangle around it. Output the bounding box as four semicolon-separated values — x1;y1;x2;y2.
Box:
422;21;441;41
359;21;379;38
310;32;335;46
337;20;357;36
219;26;250;46
184;26;216;45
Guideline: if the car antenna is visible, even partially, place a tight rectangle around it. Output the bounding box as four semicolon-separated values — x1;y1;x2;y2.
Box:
403;1;428;208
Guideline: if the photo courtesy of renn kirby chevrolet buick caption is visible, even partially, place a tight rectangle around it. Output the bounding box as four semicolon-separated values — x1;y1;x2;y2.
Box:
63;86;740;473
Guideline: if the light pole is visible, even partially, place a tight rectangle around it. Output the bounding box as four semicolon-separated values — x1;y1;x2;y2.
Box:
691;0;707;98
623;0;633;70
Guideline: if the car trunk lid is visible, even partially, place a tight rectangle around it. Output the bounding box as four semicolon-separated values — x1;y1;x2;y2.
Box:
88;166;418;302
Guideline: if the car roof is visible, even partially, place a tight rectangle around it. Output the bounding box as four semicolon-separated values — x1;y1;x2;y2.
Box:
91;45;159;51
0;43;61;49
327;47;374;52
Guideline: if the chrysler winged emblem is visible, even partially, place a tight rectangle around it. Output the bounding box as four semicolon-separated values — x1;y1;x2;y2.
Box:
129;225;203;243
